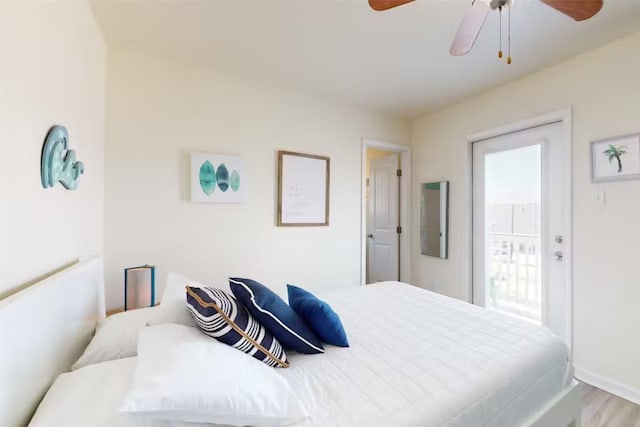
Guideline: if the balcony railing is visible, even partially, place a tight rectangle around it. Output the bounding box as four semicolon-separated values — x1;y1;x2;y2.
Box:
488;232;542;322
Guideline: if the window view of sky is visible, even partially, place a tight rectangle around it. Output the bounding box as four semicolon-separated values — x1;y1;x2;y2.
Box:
485;144;541;205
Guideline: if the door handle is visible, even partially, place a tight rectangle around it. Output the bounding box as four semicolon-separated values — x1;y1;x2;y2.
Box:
367;234;374;239
553;251;563;261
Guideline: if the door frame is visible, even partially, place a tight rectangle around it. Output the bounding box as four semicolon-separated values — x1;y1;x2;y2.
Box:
361;138;411;286
465;108;573;352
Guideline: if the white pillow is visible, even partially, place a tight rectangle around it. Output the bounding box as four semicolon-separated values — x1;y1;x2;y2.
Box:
31;357;212;427
152;272;206;326
30;357;138;427
71;306;161;370
120;323;308;427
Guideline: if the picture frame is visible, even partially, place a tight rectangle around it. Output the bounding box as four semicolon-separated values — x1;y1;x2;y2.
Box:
277;150;330;226
591;134;640;183
191;152;247;203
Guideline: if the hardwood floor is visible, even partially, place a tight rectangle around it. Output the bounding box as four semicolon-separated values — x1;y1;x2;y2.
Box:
582;384;640;427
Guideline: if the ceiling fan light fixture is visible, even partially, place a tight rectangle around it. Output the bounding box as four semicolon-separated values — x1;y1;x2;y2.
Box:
449;0;491;56
368;0;604;60
540;0;603;21
489;0;511;10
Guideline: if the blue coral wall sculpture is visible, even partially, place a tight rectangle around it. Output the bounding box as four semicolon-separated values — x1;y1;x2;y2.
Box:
41;126;84;190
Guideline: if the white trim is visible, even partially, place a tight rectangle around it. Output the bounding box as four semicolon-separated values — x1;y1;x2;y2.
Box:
523;380;583;427
361;138;411;285
575;366;640;406
561;109;574;357
466;108;573;355
463;141;474;303
467;108;572;142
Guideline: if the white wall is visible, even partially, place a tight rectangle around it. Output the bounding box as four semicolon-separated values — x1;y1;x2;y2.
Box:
0;1;105;297
411;33;640;400
105;48;409;309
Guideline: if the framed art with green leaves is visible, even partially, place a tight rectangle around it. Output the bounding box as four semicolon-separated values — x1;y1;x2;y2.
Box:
191;152;247;203
591;134;640;183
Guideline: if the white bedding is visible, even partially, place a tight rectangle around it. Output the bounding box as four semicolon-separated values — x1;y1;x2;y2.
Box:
283;282;571;426
28;357;232;427
29;357;138;427
29;282;571;427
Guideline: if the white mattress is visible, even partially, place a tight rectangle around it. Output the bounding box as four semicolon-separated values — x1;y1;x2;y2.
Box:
284;282;571;426
29;282;571;427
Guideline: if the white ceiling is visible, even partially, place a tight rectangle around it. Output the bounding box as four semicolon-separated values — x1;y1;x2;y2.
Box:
91;0;640;119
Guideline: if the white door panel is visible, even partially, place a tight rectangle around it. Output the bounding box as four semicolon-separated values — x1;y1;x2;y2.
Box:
472;122;569;345
368;154;399;282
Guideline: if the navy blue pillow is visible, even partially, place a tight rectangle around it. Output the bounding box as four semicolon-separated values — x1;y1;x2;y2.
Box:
287;285;349;348
229;278;324;354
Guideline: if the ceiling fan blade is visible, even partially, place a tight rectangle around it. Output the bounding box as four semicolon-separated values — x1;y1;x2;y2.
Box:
368;0;415;11
540;0;603;21
449;1;491;56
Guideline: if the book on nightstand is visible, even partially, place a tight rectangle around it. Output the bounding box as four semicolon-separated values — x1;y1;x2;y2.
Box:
124;264;155;311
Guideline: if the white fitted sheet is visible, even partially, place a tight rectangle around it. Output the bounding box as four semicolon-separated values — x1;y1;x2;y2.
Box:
29;282;571;427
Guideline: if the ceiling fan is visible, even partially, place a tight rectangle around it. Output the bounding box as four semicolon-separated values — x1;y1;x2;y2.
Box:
368;0;603;63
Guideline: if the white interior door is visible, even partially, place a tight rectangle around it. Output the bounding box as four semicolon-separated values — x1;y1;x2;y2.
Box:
472;122;570;345
367;154;399;282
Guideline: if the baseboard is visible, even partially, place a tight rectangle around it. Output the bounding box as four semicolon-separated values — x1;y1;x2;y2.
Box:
574;366;640;406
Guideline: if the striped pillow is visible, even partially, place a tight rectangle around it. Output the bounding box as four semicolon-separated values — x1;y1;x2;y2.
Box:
186;286;289;368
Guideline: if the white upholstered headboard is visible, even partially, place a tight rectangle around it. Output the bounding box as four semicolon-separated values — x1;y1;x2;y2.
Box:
0;257;105;427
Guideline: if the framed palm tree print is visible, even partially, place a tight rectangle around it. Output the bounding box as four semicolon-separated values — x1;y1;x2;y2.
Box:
591;134;640;182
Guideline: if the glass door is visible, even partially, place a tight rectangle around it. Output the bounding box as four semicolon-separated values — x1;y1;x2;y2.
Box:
482;144;542;322
472;122;569;343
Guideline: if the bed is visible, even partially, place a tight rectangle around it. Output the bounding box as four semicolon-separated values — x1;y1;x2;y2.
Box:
0;258;582;427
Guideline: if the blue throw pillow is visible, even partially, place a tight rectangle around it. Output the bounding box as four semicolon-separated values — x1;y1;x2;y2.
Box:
287;285;349;348
186;286;289;368
229;278;324;354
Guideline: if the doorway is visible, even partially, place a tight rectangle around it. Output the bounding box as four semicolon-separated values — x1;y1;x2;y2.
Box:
361;139;411;285
470;111;572;348
367;149;399;283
